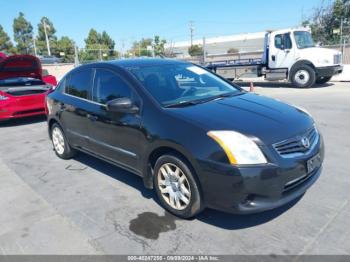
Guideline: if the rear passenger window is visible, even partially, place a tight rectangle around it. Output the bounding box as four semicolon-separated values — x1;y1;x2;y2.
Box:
66;69;92;99
93;69;132;104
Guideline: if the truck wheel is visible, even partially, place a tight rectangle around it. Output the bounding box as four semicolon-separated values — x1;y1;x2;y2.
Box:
290;64;316;88
316;76;332;84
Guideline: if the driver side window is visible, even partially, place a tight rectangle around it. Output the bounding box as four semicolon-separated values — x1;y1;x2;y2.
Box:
92;68;132;104
275;34;283;49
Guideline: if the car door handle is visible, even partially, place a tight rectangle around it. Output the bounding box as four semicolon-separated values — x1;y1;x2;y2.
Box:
87;114;98;121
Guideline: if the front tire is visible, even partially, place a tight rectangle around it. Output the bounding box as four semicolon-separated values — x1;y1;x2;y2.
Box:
51;123;76;159
316;76;332;84
290;64;316;88
153;154;203;218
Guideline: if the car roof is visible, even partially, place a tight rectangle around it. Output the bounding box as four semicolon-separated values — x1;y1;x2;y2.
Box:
103;58;190;68
73;58;192;74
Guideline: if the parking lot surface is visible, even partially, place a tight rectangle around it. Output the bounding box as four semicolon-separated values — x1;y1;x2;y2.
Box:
0;82;349;255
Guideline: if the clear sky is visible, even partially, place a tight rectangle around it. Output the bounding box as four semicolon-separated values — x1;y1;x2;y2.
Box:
0;0;325;50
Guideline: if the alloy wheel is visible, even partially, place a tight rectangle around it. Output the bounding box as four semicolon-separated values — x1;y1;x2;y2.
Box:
157;163;191;210
52;127;65;155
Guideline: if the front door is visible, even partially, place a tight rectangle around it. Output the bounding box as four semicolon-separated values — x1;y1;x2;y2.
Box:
86;67;142;173
269;32;295;69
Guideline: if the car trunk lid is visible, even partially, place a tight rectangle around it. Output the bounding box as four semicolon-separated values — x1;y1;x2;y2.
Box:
0;55;42;81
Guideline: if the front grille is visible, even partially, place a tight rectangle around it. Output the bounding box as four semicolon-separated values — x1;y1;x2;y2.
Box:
334;54;342;65
273;127;318;157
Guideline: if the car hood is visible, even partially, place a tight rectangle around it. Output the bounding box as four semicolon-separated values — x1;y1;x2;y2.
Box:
0;55;42;81
169;92;314;145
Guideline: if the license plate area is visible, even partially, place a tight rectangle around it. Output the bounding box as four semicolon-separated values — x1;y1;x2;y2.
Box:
307;153;321;173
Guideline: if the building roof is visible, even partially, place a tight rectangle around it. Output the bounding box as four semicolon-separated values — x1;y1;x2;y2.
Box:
167;31;266;48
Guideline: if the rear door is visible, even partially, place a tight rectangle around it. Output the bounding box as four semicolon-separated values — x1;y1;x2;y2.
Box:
86;67;142;173
59;68;94;150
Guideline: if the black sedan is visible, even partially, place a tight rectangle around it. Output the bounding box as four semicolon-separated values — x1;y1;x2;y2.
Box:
46;59;324;218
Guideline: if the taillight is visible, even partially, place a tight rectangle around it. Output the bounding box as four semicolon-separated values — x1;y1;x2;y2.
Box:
0;92;9;101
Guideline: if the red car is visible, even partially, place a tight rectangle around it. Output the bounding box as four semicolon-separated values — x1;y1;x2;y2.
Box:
0;55;56;122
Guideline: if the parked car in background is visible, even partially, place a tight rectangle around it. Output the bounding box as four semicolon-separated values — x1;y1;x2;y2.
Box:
46;59;324;218
0;52;7;61
42;68;58;86
0;55;54;122
38;55;62;64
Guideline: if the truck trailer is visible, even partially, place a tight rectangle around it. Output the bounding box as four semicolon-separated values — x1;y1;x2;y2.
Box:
207;28;343;88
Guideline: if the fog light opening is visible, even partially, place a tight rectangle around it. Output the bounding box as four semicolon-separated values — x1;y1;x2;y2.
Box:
242;194;255;206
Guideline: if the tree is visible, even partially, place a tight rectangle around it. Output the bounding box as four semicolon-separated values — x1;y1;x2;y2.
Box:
153;35;166;56
101;31;115;55
0;25;15;54
36;17;58;55
55;36;75;63
188;45;203;56
13;12;33;54
304;0;350;45
128;36;166;57
82;29;118;61
130;38;153;57
227;47;239;54
85;29;101;46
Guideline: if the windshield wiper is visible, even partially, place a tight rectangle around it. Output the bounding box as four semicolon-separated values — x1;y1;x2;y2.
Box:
164;91;241;108
164;99;209;108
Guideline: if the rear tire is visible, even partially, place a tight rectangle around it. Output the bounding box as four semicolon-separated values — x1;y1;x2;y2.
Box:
290;64;316;88
51;123;76;159
316;76;332;84
153;154;204;218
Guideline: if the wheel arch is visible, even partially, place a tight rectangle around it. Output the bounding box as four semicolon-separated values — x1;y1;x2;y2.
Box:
288;60;316;81
142;143;201;190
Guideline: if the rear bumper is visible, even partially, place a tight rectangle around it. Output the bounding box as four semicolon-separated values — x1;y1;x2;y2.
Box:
198;135;324;214
316;65;343;77
0;97;46;121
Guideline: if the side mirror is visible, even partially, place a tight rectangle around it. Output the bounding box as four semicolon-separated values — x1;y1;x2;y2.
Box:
106;97;139;114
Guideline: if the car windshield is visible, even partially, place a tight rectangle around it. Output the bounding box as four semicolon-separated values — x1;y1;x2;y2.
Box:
294;31;315;49
127;63;241;107
0;77;45;87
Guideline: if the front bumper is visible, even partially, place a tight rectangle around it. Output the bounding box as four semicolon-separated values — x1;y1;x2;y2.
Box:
198;135;325;214
316;65;343;77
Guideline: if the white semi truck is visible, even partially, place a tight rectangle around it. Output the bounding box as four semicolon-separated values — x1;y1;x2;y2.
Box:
207;28;343;88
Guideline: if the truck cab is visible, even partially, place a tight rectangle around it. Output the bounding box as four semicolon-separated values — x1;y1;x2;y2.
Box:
264;28;343;87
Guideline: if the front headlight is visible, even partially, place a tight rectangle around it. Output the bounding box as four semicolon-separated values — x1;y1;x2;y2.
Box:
207;130;267;165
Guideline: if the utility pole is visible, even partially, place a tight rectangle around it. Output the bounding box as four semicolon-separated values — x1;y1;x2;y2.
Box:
189;21;194;46
43;19;51;56
33;36;37;56
99;45;102;61
340;18;343;54
202;37;206;65
74;45;79;67
121;39;125;58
